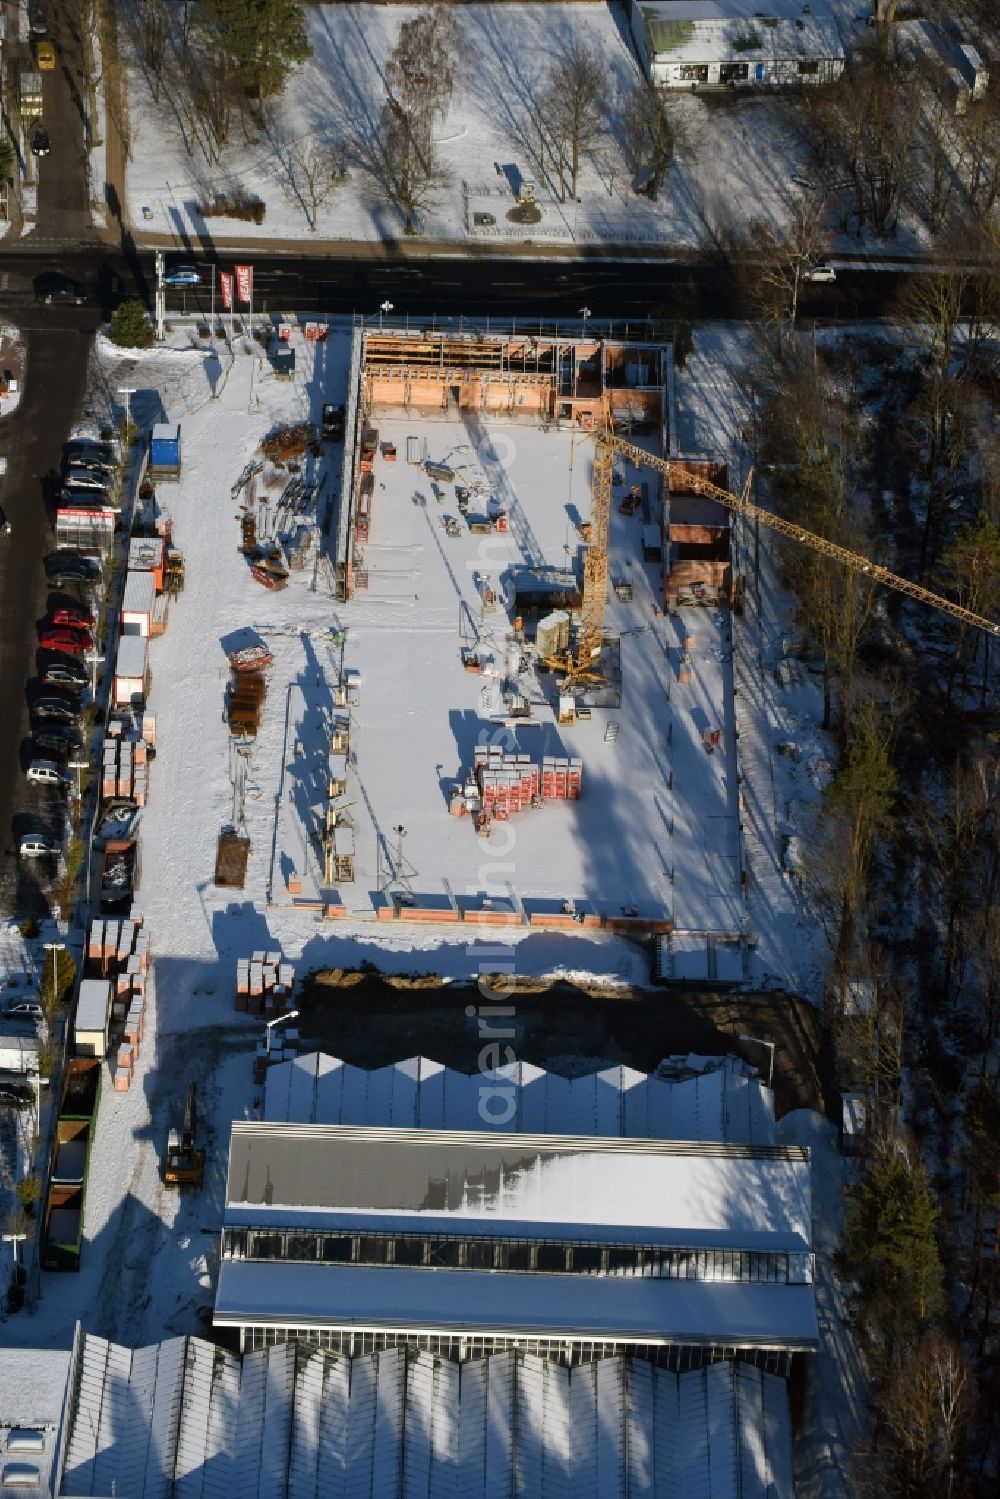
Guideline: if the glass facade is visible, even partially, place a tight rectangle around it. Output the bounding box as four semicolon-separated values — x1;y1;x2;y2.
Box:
222;1225;810;1285
240;1324;793;1376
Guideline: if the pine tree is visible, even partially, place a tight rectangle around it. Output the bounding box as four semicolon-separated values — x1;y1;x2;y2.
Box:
194;0;311;103
841;1147;944;1362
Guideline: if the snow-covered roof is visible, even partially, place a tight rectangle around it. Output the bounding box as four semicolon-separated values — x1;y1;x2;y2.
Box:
61;1334;796;1497
0;1346;73;1499
122;569;156;617
262;1051;776;1144
74;978;111;1036
225;1123;811;1248
215;1259;818;1348
636;0;844;63
115;634;148;680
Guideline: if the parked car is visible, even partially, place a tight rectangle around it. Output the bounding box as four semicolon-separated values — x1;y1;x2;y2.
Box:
26;760;67;786
50;604;95;630
161;264;201;287
61;465;108;492
30;126;50;158
60;487;110;510
0;506;9;535
19;833;60;858
34;272;86;306
803;262;837;283
6;1001;44;1019
42;658;88;689
43;552;101;585
32;724;82;755
38;627;94;656
322;404;346;441
64;443;115;474
35;37;56;69
31;696;79;723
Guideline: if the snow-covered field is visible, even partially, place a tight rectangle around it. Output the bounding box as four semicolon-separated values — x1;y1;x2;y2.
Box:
121;1;879;252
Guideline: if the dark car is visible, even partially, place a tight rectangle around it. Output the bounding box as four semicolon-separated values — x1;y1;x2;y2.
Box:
0;506;9;536
44;552;102;585
31;695;80;723
50;604;95;630
322;404;346;441
60;488;110;510
61;465;108;492
42;658;88;689
32;723;82;756
30;126;50;158
64;444;115;474
34;272;87;306
38;627;94;656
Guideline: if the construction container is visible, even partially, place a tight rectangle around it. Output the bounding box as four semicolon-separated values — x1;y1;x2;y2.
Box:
129;536;166;592
536;610;570;659
406;436;420;464
121;569;156;637
149;422;181;476
272;348;295;380
113;635;149;707
74;979;113;1058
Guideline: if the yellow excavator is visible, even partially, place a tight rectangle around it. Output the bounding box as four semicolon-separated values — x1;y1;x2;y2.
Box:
163;1083;205;1189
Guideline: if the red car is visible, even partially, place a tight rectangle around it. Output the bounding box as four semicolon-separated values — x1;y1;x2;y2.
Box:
38;627;94;656
50;604;96;630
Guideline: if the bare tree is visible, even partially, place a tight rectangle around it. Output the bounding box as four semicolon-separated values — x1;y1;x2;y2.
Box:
374;7;460;234
744;190;827;348
621;80;678;201
544;42;605;203
282;140;347;231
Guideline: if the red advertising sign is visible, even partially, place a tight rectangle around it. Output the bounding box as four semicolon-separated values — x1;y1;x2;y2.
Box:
219;271;234;311
235;263;253;305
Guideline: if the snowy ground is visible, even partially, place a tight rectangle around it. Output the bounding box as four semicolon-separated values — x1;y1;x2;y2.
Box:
121;1;896;253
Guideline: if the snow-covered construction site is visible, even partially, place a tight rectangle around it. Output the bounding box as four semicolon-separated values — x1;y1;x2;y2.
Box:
309;327;748;957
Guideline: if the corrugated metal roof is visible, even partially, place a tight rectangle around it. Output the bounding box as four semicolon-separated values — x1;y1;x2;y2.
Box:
59;1337;795;1497
74;979;111;1035
262;1053;775;1146
115;633;148;680
224;1123;810;1248
122;569;157;617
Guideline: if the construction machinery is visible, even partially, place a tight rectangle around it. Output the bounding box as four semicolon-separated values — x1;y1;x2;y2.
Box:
545;419;1000;692
163;1083;205;1188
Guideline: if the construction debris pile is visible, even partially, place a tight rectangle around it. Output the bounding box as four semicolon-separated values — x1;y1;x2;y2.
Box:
235;951;295;1017
85;915;152;1093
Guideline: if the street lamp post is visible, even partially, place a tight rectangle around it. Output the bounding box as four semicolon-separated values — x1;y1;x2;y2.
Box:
42;940;64;1012
1;1233;27;1318
579;305;591;338
118;387;137;447
379;300;393;330
739;1034;775;1091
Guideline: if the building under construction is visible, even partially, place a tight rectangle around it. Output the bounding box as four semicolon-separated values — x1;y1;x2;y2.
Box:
317;324;747;949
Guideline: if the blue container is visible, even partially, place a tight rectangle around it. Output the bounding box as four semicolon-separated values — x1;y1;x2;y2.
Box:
150;421;181;471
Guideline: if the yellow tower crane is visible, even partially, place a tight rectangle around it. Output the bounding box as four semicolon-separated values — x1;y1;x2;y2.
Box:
550;427;999;689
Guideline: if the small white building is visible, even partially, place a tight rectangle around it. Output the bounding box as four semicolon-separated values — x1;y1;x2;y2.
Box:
113;634;149;708
121;569;156;637
74;979;112;1058
630;0;846;90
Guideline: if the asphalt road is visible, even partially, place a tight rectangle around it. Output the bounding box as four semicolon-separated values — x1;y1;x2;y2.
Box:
0;324;94;921
0;245;907;324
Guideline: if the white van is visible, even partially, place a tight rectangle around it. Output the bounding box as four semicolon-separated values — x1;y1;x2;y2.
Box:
26;760;66;786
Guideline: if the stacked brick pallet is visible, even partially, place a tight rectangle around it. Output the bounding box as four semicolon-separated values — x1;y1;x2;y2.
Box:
86;915;151;1093
541;756;583;800
235;951;295;1017
472;747;582;821
101;734;153;806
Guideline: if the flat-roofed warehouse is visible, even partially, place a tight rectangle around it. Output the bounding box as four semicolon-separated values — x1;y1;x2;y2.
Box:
216;1121;816;1367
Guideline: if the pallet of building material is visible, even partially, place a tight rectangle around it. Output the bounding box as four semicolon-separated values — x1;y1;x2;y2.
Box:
215;831;251;888
235;953;295;1016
